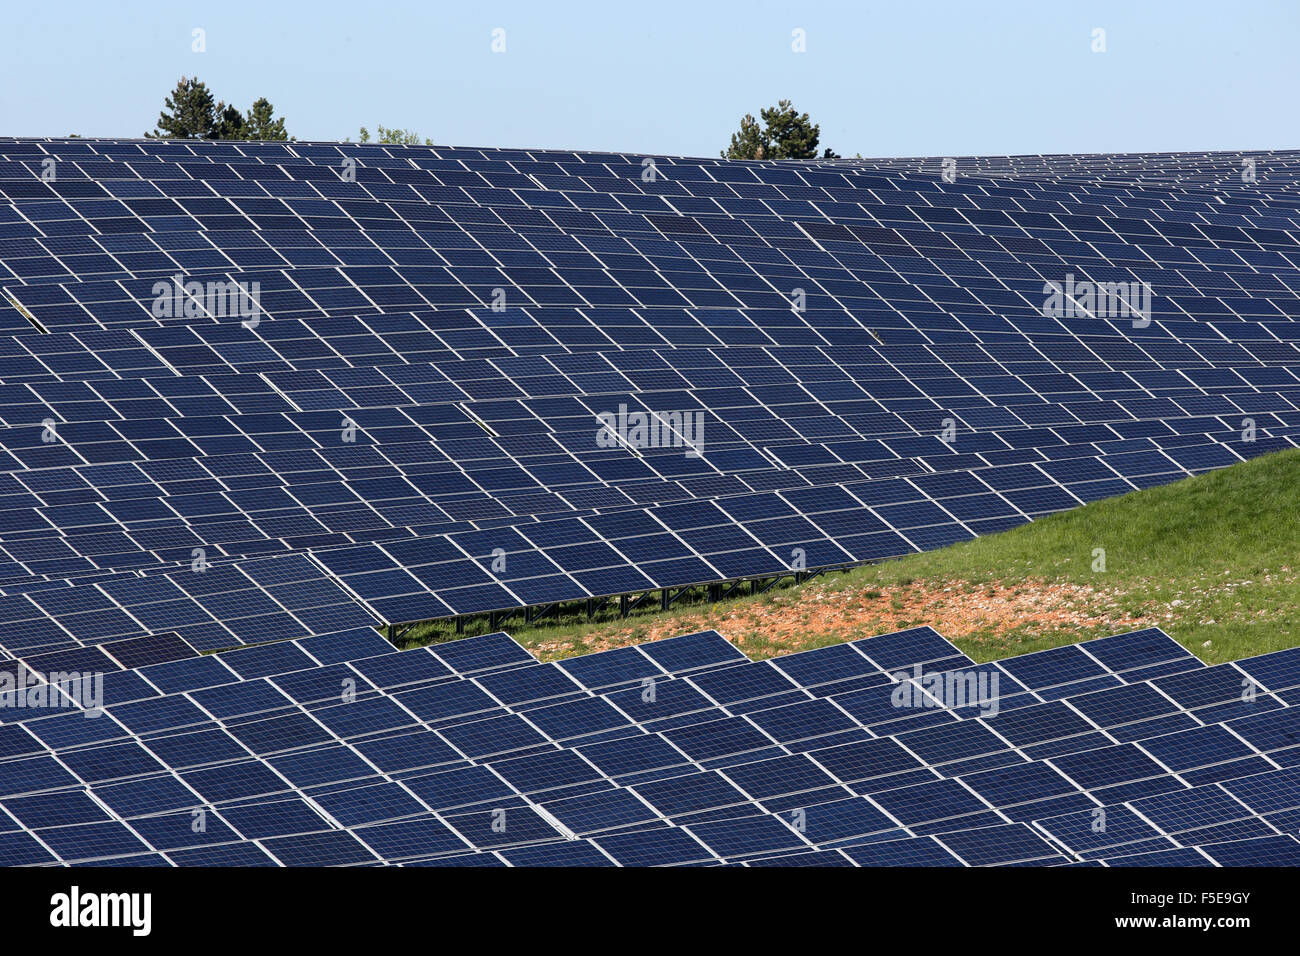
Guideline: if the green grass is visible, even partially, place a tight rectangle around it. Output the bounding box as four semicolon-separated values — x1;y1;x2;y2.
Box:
399;448;1300;667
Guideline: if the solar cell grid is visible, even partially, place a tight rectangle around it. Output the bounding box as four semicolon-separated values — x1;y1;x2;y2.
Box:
2;139;1300;865
5;616;1289;868
2;142;1300;633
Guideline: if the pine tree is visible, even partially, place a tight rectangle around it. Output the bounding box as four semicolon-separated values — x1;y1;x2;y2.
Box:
214;103;246;140
758;99;821;159
722;114;767;160
358;125;433;146
244;98;289;141
146;77;217;139
147;78;291;140
722;100;831;160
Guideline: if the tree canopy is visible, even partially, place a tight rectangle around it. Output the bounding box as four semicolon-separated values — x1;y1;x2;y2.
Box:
146;78;290;140
146;77;217;139
722;100;838;160
244;98;289;140
358;125;434;146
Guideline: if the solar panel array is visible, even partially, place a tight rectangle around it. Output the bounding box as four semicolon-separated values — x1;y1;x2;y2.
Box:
2;623;1300;867
0;139;1299;657
0;139;1297;865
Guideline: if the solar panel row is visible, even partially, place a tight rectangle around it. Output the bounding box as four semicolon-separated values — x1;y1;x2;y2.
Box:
0;139;1295;867
0;142;1297;644
2;623;1298;866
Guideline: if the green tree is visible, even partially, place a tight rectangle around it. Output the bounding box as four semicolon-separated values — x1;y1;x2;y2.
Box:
244;98;289;140
146;76;217;139
722;99;830;160
723;113;767;160
359;125;433;145
214;102;245;140
147;78;291;140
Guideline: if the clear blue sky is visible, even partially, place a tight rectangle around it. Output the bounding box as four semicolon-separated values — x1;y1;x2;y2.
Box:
2;0;1296;157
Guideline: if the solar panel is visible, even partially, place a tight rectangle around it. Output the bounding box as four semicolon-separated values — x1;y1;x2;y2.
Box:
1;138;1299;866
0;618;1296;866
0;139;1297;641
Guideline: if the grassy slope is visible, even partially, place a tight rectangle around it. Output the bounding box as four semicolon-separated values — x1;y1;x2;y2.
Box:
829;445;1300;664
407;448;1300;667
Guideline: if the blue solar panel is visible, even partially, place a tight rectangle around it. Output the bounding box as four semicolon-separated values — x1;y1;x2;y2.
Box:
426;631;535;675
839;835;962;867
2;143;1297;646
636;630;749;674
935;823;1066;866
3;138;1300;866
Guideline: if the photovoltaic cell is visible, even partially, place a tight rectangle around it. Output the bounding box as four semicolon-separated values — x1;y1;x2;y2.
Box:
1;137;1299;866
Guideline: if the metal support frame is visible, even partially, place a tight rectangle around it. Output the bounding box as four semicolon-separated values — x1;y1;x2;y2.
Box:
386;622;418;644
486;608;520;633
525;604;558;624
625;590;657;615
386;559;865;648
661;586;692;609
719;579;748;601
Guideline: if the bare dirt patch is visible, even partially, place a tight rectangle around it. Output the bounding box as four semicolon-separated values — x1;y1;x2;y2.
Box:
532;578;1159;661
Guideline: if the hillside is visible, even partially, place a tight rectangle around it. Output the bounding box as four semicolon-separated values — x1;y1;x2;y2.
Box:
412;448;1300;667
